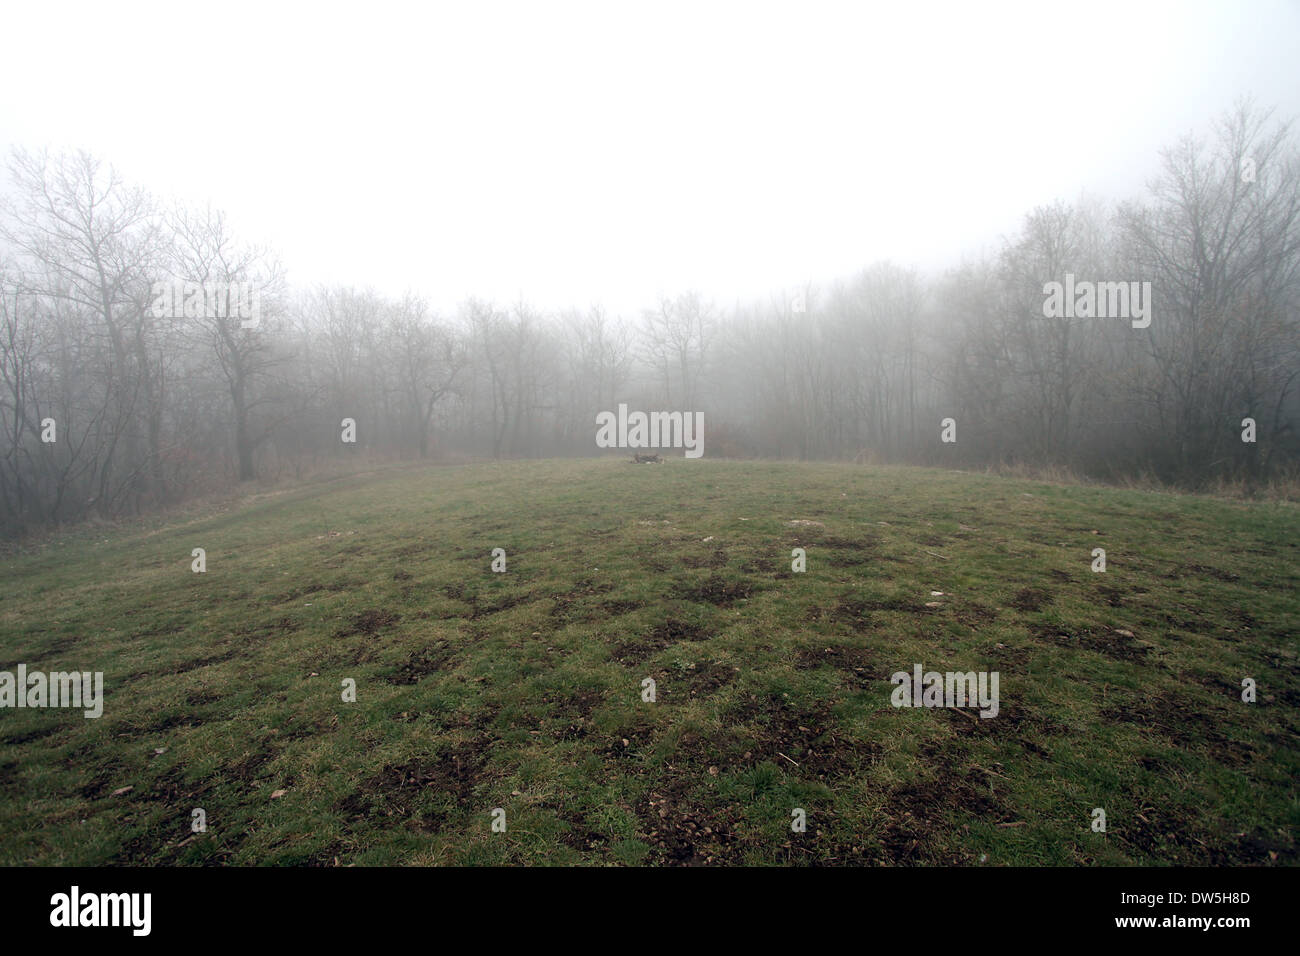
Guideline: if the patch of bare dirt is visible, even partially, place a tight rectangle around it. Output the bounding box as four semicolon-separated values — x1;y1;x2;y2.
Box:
1008;587;1051;612
793;644;875;686
877;767;1005;864
634;776;744;865
1034;624;1151;661
540;687;605;740
335;608;401;637
675;574;755;607
654;661;738;700
1096;584;1126;607
610;618;707;663
598;598;646;616
1099;688;1247;758
385;641;454;685
469;591;536;619
954;603;999;627
334;739;488;832
833;592;925;625
680;549;729;569
720;692;870;780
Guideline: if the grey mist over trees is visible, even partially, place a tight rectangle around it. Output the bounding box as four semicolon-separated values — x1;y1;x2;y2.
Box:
1;102;1297;536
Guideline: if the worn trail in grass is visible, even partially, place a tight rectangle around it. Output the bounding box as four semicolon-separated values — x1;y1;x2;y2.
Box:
1;459;1296;865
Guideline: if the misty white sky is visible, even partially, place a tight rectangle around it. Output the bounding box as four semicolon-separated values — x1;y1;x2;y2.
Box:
2;0;1297;317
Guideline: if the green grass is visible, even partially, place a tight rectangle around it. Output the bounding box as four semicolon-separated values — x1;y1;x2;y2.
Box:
0;458;1296;866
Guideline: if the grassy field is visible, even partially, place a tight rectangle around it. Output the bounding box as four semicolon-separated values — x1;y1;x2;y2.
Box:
0;458;1296;866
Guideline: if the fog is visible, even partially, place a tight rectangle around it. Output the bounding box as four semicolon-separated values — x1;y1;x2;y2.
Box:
4;0;1299;312
1;0;1298;534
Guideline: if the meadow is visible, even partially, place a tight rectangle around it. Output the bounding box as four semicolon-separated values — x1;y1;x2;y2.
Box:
0;458;1296;865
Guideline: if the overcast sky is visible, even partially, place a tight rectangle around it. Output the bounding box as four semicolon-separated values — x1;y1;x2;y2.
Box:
2;0;1297;317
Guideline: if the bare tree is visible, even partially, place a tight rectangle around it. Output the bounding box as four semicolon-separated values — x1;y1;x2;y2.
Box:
168;205;286;481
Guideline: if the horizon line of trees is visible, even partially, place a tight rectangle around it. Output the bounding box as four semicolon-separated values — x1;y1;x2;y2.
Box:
2;101;1298;536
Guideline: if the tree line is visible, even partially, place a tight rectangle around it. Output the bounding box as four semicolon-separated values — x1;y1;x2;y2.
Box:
2;102;1297;536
